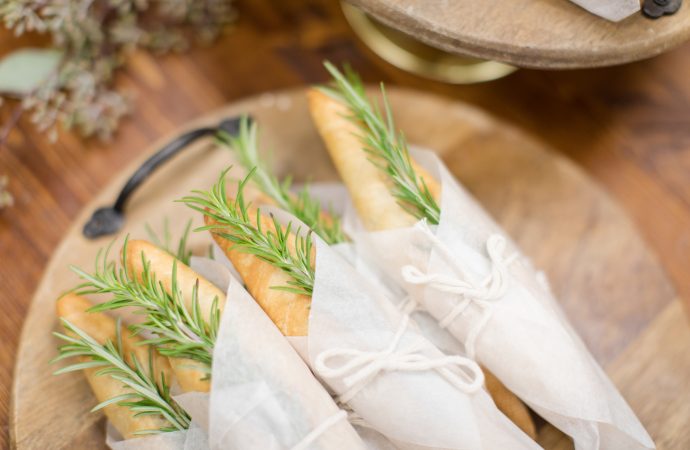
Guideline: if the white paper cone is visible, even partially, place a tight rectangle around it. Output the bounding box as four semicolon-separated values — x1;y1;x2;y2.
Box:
104;256;366;450
208;194;536;449
195;260;365;450
309;184;465;357
198;252;397;450
306;238;540;450
106;422;207;450
348;148;654;450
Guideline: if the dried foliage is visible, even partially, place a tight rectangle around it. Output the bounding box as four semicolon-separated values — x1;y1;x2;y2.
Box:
1;0;234;139
0;0;235;208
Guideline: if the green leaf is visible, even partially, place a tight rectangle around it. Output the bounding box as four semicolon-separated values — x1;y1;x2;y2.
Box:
216;116;347;245
321;62;441;224
0;48;62;96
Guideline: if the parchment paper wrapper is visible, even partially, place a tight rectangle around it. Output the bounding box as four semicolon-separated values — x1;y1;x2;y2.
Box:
201;259;365;449
307;184;464;357
302;235;540;450
106;423;208;450
106;257;364;450
346;149;654;450
568;0;639;22
203;243;396;450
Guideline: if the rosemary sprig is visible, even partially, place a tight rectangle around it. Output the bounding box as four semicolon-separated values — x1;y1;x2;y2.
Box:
145;218;193;265
52;318;191;434
320;62;441;224
180;169;316;296
217;115;346;244
70;241;219;373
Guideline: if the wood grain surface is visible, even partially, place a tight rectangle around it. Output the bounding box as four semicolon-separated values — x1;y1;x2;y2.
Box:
347;0;690;69
1;0;690;448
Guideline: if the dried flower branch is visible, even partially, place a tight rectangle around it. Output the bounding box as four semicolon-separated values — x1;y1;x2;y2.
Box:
0;0;236;140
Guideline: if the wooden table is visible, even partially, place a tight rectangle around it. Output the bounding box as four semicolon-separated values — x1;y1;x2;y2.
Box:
1;1;689;448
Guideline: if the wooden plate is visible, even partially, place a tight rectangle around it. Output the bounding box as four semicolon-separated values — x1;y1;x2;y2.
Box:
11;88;690;449
346;0;690;69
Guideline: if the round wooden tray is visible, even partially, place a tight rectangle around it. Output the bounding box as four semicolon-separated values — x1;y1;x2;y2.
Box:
346;0;690;69
10;88;684;449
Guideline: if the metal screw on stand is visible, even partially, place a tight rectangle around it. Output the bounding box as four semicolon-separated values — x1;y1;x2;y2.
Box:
643;0;682;18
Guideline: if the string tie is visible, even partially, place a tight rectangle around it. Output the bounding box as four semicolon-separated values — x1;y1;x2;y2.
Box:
401;221;517;358
290;409;348;450
399;296;421;315
314;313;484;404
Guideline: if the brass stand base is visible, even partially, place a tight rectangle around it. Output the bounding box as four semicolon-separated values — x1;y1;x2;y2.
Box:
342;3;517;84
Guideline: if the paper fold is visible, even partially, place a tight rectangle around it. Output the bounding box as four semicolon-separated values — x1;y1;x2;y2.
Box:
107;257;365;450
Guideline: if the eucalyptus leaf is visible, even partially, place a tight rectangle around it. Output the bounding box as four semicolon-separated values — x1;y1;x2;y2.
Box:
0;48;62;97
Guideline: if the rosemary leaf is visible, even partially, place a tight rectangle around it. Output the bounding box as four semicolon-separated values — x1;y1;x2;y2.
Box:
180;169;316;296
320;62;441;225
70;239;218;373
145;218;193;265
217;115;346;244
52;319;191;433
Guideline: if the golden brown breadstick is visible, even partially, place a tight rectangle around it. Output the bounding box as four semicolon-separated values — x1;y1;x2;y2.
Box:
307;89;440;231
308;87;537;439
124;240;226;393
125;239;226;318
166;357;210;393
484;367;537;439
205;208;311;336
56;293;172;439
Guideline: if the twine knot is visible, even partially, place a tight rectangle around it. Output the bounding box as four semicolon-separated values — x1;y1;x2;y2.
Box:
290;409;348;450
401;222;517;358
314;313;484;404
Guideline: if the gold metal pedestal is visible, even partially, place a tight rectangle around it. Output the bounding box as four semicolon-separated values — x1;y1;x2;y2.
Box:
342;3;517;84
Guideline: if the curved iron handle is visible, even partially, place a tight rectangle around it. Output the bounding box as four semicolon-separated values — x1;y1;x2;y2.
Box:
83;117;242;239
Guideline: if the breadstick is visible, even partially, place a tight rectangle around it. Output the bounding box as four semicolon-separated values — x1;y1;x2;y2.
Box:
308;87;537;439
124;240;225;392
484;368;537;438
56;293;172;439
307;89;440;231
205;208;312;336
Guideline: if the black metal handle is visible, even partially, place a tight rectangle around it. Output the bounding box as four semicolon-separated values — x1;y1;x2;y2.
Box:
83;117;242;239
643;0;682;18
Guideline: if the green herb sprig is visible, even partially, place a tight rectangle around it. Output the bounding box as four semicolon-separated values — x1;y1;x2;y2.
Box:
217;116;346;244
52;319;191;434
320;62;441;225
180;169;316;296
145;218;193;265
70;241;219;373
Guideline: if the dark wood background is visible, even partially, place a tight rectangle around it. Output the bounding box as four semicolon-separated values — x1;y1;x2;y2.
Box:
1;1;690;448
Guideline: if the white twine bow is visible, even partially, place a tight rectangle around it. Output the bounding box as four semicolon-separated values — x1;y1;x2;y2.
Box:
401;221;518;358
314;313;484;404
290;409;348;450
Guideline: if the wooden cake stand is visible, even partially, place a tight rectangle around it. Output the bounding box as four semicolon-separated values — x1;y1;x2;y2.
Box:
345;0;690;71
